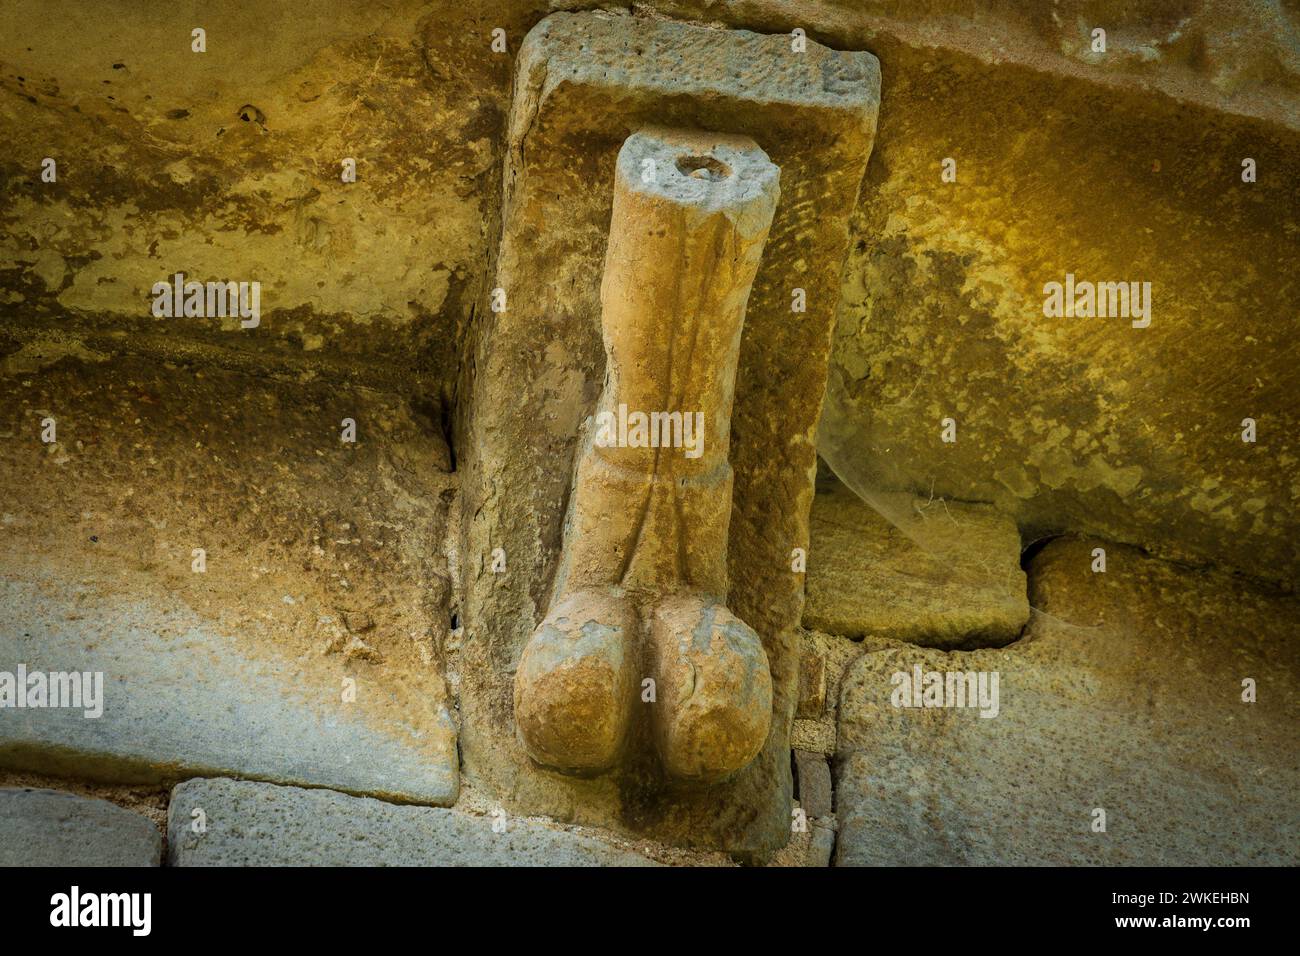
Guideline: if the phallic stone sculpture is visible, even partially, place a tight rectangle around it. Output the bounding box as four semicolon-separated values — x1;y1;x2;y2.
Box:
514;127;781;784
466;13;880;852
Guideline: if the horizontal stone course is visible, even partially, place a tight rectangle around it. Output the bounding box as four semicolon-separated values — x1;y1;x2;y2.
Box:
168;778;660;867
0;787;161;866
0;570;458;806
834;536;1300;866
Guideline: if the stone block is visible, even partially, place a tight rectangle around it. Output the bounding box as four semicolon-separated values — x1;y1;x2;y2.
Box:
793;749;833;818
168;778;658;867
834;537;1300;865
797;649;827;718
0;787;160;866
0;570;458;806
803;480;1028;647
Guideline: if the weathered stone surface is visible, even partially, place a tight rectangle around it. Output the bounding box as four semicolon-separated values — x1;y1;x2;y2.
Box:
4;0;1297;866
459;10;879;855
818;33;1300;587
648;597;775;784
5;1;1298;594
168;777;659;867
809;822;836;867
0;354;459;805
0;787;161;866
0;568;458;806
645;0;1300;130
790;719;835;758
514;589;641;774
765;817;836;868
793;749;833;819
796;648;827;719
5;0;1294;386
0;352;456;668
1;0;497;393
835;536;1300;866
803;479;1028;647
515;128;779;783
790;628;863;757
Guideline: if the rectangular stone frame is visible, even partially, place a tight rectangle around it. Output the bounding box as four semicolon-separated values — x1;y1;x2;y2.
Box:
459;10;879;855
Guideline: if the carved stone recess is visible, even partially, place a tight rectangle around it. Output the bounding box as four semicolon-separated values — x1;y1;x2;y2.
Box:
458;11;880;855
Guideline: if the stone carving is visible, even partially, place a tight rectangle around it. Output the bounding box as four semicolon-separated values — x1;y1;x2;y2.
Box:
514;128;780;783
460;12;880;855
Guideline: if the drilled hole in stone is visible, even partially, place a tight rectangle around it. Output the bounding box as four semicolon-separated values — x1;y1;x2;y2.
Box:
675;155;731;181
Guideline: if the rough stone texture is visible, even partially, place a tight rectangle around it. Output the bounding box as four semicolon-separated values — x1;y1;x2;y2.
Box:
818;34;1300;587
789;715;835;758
168;777;659;867
792;749;832;818
5;2;1298;589
835;536;1300;866
796;647;826;719
514;589;642;774
644;0;1300;131
4;0;1298;863
0;0;498;398
0;353;459;805
765;817;836;868
803;477;1028;647
0;787;161;866
0;570;458;805
0;352;457;669
458;11;879;856
790;628;863;757
809;822;836;867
